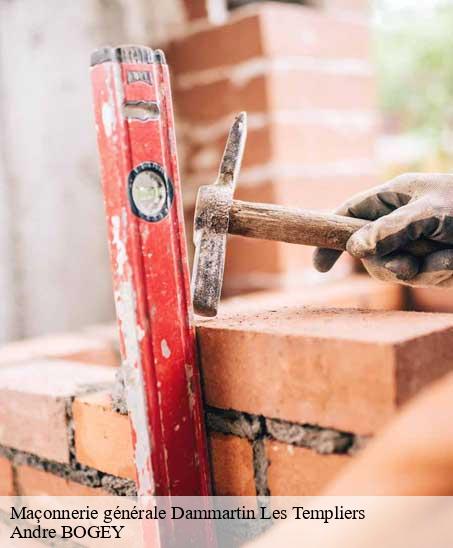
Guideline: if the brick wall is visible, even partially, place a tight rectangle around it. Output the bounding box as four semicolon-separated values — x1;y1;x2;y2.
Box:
2;277;453;498
168;0;377;294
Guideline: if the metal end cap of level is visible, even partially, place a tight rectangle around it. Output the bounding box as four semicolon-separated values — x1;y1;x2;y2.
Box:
90;46;166;67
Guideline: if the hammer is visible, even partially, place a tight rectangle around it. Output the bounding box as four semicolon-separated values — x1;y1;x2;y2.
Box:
191;112;446;317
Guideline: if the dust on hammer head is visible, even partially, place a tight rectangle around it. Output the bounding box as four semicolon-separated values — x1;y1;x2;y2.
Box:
191;112;247;317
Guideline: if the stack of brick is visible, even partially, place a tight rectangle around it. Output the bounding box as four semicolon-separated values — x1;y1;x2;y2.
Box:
2;279;453;498
169;0;378;294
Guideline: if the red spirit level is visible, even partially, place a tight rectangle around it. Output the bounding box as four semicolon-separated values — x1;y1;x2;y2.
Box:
90;45;213;542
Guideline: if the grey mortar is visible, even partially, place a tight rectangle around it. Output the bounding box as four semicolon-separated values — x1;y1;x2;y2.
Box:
265;417;356;455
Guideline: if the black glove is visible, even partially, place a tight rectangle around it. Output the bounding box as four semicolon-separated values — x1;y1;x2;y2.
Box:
313;173;453;287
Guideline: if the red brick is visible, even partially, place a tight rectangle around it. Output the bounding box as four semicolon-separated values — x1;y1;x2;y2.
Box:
183;0;208;20
0;360;115;462
268;71;376;112
197;309;453;435
185;125;272;175
260;4;371;60
169;4;370;75
175;72;375;126
323;0;369;13
0;457;14;496
266;440;349;495
73;391;135;480
271;122;376;166
174;76;268;124
273;175;379;213
15;465;105;496
409;287;453;313
221;275;403;313
0;331;119;367
185;122;375;179
168;13;263;74
209;432;255;496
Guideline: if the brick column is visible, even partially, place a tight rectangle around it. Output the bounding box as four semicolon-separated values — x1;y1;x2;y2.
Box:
168;1;378;295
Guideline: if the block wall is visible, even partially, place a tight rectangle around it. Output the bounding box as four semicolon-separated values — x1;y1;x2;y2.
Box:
2;277;453;500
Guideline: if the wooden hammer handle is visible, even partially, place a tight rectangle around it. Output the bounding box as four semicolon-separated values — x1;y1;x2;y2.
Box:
228;200;448;257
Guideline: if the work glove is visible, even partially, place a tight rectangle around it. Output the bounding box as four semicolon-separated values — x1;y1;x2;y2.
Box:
313;173;453;287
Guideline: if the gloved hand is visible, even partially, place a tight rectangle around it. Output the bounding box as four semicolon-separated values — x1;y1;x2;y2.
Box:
313;173;453;287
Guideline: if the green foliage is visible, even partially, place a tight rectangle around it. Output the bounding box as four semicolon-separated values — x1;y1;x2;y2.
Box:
376;3;453;149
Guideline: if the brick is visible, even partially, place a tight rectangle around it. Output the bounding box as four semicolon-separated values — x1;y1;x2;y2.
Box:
271;122;376;166
273;176;379;216
0;360;115;462
169;4;370;75
0;331;119;367
260;4;371;60
197;308;453;435
268;71;376;112
183;0;208;20
15;465;104;496
221;275;403;313
174;76;268;124
409;287;453;313
272;176;379;274
209;432;255;496
185;124;375;180
175;72;375;126
168;12;263;74
266;440;349;496
322;0;369;13
185;125;272;175
0;456;14;496
73;391;135;480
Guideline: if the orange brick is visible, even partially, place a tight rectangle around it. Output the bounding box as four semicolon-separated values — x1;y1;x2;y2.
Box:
175;72;375;126
209;432;255;496
0;457;14;496
169;4;370;75
0;361;115;462
185;125;272;175
271;123;376;166
273;176;379;216
266;440;349;496
73;391;135;480
323;0;369;13
221;275;403;313
268;71;376;112
174;76;268;124
168;13;262;74
409;287;453;313
260;4;371;60
183;0;208;20
185;122;375;177
197;308;453;435
0;331;119;367
15;465;104;496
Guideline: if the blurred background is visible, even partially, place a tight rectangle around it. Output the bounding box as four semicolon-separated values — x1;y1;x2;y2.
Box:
0;0;452;344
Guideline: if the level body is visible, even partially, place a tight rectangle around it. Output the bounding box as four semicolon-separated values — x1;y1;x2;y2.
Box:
90;46;211;506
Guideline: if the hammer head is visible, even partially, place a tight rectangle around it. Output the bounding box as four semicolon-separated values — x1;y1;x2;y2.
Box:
191;112;247;317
